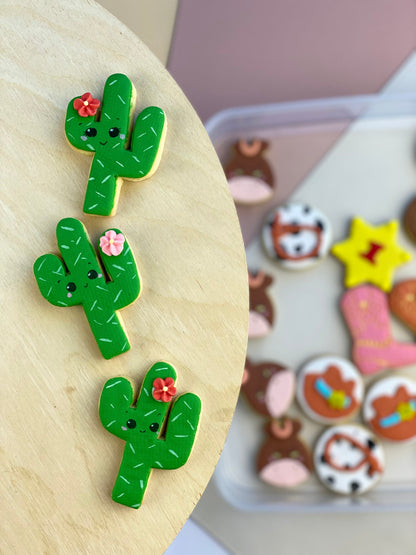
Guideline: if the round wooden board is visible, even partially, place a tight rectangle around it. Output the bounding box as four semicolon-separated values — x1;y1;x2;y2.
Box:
1;1;248;552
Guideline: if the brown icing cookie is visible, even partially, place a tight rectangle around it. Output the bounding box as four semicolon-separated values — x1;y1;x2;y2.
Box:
241;358;296;419
296;356;364;424
257;418;313;488
248;270;275;338
224;139;274;204
363;376;416;443
403;197;416;244
389;279;416;332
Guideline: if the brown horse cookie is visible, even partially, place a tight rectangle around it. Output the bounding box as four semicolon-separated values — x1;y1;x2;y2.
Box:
257;418;313;488
403;197;416;244
248;270;275;338
224;139;274;204
389;279;416;332
241;358;296;418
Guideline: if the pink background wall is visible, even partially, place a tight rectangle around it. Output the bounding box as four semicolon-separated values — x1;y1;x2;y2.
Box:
168;0;416;122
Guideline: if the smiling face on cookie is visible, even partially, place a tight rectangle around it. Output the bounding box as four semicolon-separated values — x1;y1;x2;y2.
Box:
262;202;332;269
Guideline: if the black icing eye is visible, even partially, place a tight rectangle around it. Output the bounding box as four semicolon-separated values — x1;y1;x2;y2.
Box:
126;419;136;429
109;127;120;138
149;422;159;433
66;282;76;292
87;269;98;280
85;127;97;137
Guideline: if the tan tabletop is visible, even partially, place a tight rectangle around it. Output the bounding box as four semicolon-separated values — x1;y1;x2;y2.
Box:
1;1;247;552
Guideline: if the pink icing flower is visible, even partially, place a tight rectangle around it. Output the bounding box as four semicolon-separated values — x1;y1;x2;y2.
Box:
152;377;176;402
73;92;100;117
100;230;125;256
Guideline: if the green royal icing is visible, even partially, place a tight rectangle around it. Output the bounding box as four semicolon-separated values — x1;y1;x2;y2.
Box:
33;217;141;359
65;73;166;216
99;362;202;509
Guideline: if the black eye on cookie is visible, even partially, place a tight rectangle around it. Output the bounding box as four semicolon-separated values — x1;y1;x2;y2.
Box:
85;127;97;137
87;269;98;280
66;282;76;292
126;419;136;429
149;422;159;433
109;127;120;138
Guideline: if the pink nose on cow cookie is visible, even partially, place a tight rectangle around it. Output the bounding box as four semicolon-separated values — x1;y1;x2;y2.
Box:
340;284;416;375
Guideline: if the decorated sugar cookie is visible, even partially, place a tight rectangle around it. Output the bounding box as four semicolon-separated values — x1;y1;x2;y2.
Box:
314;425;385;495
257;418;313;488
340;285;416;375
33;218;140;359
224;139;274;204
262;202;332;269
403;197;416;244
248;270;275;338
241;358;296;418
389;279;416;333
99;362;201;508
296;356;364;424
65;73;167;216
363;376;416;443
331;217;411;291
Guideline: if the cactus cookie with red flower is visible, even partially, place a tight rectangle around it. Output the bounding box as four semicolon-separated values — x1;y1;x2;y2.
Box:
33;217;140;359
65;73;167;216
99;362;202;509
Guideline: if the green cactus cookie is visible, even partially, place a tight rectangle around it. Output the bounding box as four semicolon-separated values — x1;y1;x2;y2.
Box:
33;217;141;359
99;362;202;509
65;73;167;216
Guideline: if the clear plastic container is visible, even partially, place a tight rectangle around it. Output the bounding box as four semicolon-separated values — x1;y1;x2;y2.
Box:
206;95;416;512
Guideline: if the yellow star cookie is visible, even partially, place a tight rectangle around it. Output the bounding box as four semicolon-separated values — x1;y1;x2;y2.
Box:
332;217;411;291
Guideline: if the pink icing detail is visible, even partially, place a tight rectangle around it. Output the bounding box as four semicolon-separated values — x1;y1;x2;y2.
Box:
73;92;100;117
260;459;310;488
67;293;72;298
265;370;296;418
241;368;249;386
227;176;273;204
248;311;271;338
341;285;416;374
100;230;125;256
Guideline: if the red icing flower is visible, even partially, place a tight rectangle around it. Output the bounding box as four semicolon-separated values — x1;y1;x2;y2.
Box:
152;377;176;402
73;92;100;117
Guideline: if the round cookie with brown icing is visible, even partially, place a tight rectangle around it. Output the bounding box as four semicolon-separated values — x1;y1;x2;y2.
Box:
314;424;385;495
248;270;275;338
262;202;332;269
296;355;364;424
241;358;296;419
403;196;416;244
363;375;416;443
224;139;274;204
257;417;313;488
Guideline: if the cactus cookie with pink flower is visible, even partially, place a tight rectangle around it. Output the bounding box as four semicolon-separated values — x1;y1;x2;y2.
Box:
99;362;202;508
65;73;167;216
33;217;140;359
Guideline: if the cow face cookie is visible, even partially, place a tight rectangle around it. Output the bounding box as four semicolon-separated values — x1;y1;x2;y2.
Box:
248;270;275;338
262;202;332;270
297;356;364;424
403;197;416;244
363;376;416;443
257;418;313;488
241;358;296;419
224;139;274;204
314;425;385;495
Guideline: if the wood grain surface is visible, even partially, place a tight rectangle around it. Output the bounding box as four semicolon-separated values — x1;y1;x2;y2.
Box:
0;1;248;552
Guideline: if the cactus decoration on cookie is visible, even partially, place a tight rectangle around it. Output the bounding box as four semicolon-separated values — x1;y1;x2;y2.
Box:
99;362;202;508
33;218;140;359
65;73;167;216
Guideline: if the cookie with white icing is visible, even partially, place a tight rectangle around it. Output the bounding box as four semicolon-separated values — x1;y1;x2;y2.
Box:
314;425;385;495
297;355;364;424
262;202;332;269
241;358;296;419
257;418;313;488
363;375;416;443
